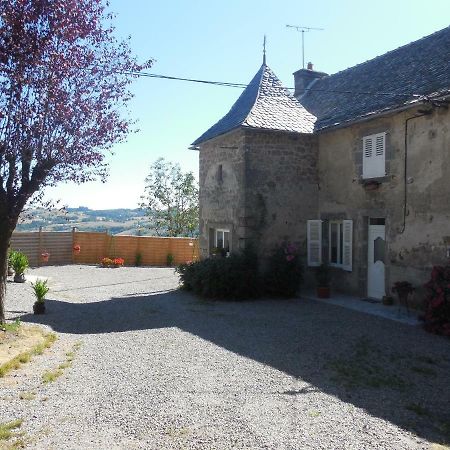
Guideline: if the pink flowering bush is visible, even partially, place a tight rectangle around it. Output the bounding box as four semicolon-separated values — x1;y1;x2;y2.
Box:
264;242;303;298
421;265;450;337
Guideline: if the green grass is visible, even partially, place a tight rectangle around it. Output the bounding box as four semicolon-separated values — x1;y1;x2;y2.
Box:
0;419;23;441
18;392;35;401
328;337;409;391
41;340;82;384
414;355;439;365
0;319;21;333
42;369;63;384
58;361;72;370
410;365;437;377
406;403;432;417
0;332;57;378
32;333;57;356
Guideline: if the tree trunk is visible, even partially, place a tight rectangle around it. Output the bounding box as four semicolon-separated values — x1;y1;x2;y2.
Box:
0;224;13;324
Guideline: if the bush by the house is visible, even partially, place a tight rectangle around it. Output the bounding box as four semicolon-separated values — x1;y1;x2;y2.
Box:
263;242;302;297
177;242;303;299
176;248;261;299
421;265;450;337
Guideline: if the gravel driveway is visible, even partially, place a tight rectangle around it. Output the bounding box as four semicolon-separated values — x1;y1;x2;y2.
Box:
1;265;449;449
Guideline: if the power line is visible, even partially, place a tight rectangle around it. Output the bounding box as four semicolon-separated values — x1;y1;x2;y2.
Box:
126;71;423;98
127;71;247;89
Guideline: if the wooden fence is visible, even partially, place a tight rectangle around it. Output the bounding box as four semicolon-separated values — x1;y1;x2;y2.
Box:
10;229;199;267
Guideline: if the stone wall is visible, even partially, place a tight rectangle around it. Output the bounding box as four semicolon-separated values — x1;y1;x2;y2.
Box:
317;104;450;303
198;129;246;257
198;127;319;262
243;129;319;261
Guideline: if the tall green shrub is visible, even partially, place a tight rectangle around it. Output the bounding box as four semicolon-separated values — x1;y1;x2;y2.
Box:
176;247;261;299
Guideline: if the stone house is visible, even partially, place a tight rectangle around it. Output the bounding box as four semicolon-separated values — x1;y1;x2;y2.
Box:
191;27;450;303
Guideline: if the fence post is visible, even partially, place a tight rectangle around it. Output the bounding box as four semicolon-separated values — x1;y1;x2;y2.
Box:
72;227;76;264
38;226;43;267
104;230;109;260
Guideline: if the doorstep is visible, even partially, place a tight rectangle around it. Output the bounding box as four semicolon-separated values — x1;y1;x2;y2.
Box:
299;289;420;326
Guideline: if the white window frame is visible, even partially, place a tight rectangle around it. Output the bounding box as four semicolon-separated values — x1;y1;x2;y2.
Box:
215;229;230;251
308;219;352;271
328;220;352;271
362;132;386;179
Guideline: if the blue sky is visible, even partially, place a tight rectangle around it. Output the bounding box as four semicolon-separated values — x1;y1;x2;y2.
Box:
44;0;450;209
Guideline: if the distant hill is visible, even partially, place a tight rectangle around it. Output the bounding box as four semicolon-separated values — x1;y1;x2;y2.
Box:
16;207;154;236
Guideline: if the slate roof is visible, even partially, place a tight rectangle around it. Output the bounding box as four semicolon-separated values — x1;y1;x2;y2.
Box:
299;26;450;130
192;64;316;145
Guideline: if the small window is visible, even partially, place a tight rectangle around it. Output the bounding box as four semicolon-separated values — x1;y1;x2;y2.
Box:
328;220;352;270
215;229;230;252
329;221;343;266
217;164;223;183
307;219;352;271
362;132;386;179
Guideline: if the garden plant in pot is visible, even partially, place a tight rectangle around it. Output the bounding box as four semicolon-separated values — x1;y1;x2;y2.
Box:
31;279;50;314
315;263;331;298
392;281;415;310
11;251;29;283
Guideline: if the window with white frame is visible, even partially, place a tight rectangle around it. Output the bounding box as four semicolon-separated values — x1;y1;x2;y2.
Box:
215;229;230;252
362;132;386;179
307;220;353;271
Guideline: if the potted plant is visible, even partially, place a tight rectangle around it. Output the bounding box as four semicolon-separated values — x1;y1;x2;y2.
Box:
112;257;124;267
315;263;331;298
392;281;415;305
11;251;28;283
31;279;49;314
41;251;50;263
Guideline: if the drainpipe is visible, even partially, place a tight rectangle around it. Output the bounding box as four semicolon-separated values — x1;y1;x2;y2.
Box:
399;109;433;234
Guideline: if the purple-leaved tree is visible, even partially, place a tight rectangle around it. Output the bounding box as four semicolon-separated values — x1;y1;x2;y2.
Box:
0;0;152;322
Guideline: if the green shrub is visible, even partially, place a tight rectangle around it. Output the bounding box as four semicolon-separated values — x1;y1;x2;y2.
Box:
135;252;142;267
166;253;174;267
31;279;49;303
264;242;302;297
176;247;261;299
10;251;28;275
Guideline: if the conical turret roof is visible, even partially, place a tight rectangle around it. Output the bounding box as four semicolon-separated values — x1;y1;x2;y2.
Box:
192;64;316;146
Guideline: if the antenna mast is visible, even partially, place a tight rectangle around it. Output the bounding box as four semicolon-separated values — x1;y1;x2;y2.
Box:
286;25;324;69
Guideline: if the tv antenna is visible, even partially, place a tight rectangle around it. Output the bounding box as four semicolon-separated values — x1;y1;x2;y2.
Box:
286;25;324;69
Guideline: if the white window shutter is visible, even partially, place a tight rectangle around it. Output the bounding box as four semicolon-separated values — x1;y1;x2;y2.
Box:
307;220;322;267
362;136;373;179
342;220;353;271
362;133;386;179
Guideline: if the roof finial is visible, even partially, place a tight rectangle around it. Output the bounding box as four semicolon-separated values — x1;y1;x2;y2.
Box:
263;35;267;65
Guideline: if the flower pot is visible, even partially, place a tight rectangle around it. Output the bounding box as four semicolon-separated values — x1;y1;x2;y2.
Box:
317;286;330;299
73;246;81;255
382;295;394;306
33;302;46;314
7;267;14;276
41;253;50;263
13;273;25;283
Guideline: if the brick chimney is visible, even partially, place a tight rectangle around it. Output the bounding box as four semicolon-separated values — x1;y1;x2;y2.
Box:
293;62;328;99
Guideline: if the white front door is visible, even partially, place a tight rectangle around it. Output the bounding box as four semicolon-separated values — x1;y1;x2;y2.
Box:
367;223;386;299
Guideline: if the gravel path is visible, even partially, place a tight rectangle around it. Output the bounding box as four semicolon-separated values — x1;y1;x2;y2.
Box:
1;265;449;449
